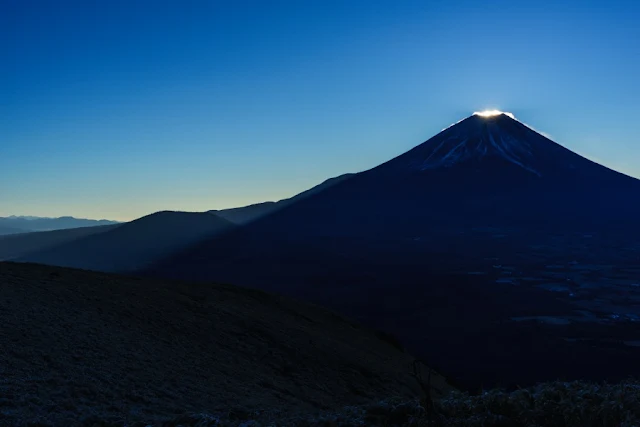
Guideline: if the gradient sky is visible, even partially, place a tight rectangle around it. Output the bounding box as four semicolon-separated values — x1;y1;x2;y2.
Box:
3;0;639;221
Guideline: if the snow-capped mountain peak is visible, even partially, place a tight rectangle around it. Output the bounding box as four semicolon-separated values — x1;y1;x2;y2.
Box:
394;113;564;177
416;114;540;176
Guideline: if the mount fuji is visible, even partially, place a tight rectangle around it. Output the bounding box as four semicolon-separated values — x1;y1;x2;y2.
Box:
147;113;640;390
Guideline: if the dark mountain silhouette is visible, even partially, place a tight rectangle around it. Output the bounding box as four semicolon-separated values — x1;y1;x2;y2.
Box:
211;201;278;224
0;224;119;261
17;211;235;273
7;174;353;268
146;113;640;390
5;174;352;262
0;215;119;233
211;173;354;224
0;262;452;425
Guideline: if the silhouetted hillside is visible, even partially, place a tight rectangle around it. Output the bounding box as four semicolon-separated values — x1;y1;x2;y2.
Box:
0;224;119;261
211;201;278;224
16;211;235;273
211;173;354;224
0;262;452;426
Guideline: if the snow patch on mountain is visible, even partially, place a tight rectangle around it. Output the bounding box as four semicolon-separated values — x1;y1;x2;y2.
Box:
413;115;542;176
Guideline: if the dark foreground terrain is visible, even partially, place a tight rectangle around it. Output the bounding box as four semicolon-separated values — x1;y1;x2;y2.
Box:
0;262;452;426
147;224;640;391
284;380;640;427
3;262;640;426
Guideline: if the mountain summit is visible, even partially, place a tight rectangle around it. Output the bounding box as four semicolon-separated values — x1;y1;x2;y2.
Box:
377;113;635;186
406;113;544;175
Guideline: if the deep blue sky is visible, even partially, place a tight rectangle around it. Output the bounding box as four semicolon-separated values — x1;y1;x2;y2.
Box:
3;0;639;220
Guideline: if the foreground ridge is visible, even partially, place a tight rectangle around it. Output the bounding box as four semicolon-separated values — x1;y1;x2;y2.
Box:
0;262;452;426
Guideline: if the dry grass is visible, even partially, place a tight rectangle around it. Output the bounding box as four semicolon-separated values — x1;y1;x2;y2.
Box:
310;380;640;427
147;380;639;426
433;380;640;426
9;380;636;426
0;262;452;426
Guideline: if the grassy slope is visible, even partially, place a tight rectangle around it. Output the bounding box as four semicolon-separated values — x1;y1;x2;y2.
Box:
0;262;452;426
291;380;640;427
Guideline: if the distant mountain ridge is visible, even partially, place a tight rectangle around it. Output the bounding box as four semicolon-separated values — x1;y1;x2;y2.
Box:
0;215;120;235
0;225;28;236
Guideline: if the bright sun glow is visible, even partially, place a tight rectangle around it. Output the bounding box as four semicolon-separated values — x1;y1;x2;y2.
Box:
473;110;515;119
